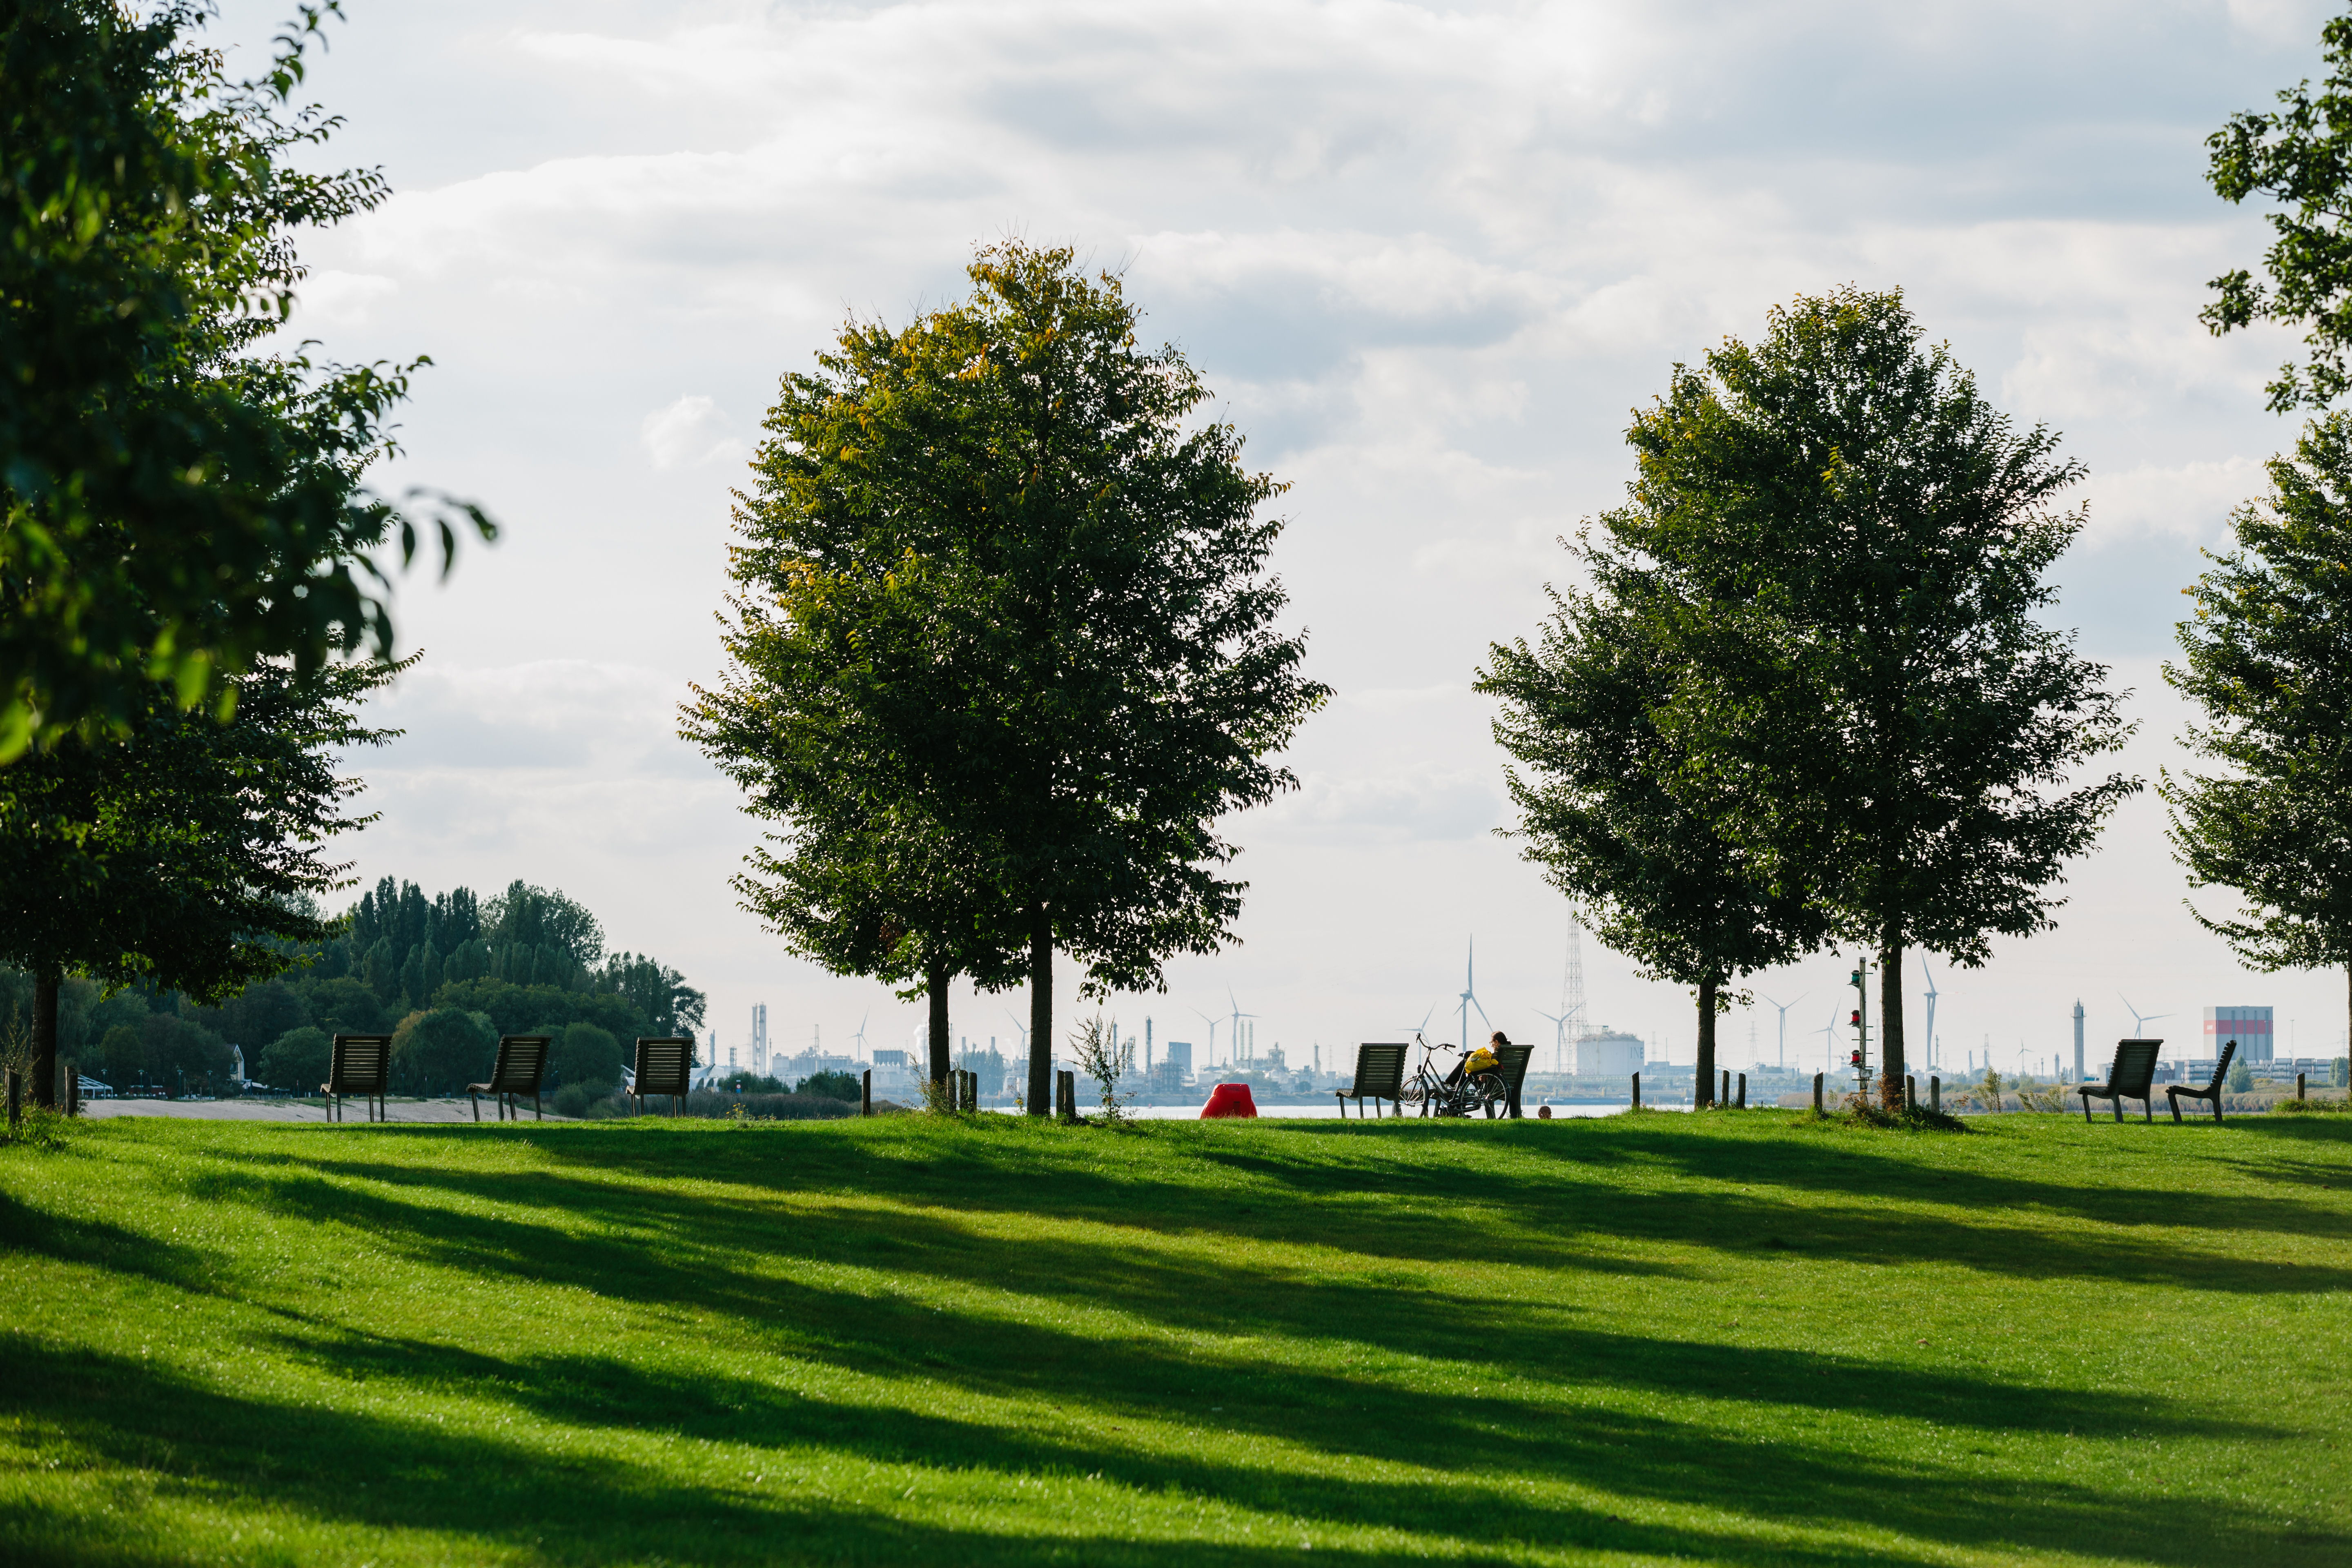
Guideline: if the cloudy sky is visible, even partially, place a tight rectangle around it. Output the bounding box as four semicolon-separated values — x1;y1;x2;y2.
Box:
215;0;2346;1078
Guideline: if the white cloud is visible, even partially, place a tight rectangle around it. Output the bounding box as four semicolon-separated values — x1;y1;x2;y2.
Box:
639;395;746;470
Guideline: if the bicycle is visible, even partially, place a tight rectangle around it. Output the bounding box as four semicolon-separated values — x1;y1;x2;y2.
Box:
1396;1034;1510;1118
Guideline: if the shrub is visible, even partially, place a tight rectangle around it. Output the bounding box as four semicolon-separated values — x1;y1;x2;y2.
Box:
2227;1059;2254;1093
257;1027;332;1094
682;1089;853;1121
392;1008;495;1095
796;1070;861;1101
96;1025;146;1089
713;1071;786;1094
551;1079;615;1118
551;1022;623;1087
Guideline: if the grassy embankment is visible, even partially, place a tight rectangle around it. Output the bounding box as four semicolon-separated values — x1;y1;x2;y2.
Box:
1;1109;2348;1565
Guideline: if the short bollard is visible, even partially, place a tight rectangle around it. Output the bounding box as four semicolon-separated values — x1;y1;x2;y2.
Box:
1719;1068;1730;1107
1931;1075;1941;1114
1055;1069;1077;1121
65;1062;79;1118
1630;1072;1641;1111
1812;1072;1823;1114
2298;1072;2307;1102
961;1069;977;1113
1735;1072;1746;1110
1906;1074;1917;1111
860;1067;872;1118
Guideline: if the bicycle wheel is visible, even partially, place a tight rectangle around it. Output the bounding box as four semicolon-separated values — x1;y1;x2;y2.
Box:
1472;1076;1508;1118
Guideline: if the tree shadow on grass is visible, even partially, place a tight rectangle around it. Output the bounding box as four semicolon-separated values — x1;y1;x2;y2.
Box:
0;1319;2339;1568
33;1139;2329;1562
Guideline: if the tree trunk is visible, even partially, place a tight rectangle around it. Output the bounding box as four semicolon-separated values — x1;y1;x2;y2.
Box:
926;952;951;1092
1695;977;1717;1107
1026;906;1052;1116
31;969;58;1111
1878;928;1906;1111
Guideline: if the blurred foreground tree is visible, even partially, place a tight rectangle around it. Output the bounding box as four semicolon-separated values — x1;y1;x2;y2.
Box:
688;242;1326;1113
1597;288;2136;1108
0;655;398;1104
2204;11;2352;412
1482;583;1825;1107
0;1;491;757
2164;413;2352;1053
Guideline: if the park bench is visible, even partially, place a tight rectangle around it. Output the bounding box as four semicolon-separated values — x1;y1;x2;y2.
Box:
1490;1042;1535;1119
1335;1043;1408;1117
630;1036;695;1116
2079;1039;2161;1123
322;1034;393;1124
2167;1039;2238;1124
469;1035;552;1123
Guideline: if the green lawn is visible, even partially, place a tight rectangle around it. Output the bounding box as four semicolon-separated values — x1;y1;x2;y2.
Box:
1;1109;2347;1566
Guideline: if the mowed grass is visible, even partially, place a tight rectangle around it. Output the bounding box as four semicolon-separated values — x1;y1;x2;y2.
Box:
1;1110;2348;1566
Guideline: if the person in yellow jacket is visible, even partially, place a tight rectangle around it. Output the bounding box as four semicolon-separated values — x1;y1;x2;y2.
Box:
1445;1031;1509;1089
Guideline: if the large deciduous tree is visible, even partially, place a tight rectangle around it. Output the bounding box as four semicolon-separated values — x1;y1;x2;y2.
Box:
2163;413;2352;1052
0;1;490;758
1602;288;2136;1107
0;655;397;1104
1482;580;1826;1106
688;242;1327;1113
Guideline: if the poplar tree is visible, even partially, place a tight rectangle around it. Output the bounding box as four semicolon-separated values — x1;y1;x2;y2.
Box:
2164;413;2352;1052
1601;288;2136;1107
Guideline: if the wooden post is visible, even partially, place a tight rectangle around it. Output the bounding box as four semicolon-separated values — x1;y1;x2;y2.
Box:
1735;1072;1746;1109
2298;1071;2307;1102
1719;1068;1729;1107
1812;1072;1823;1115
1906;1075;1916;1111
65;1060;78;1118
860;1068;872;1118
1931;1075;1940;1114
1630;1072;1641;1111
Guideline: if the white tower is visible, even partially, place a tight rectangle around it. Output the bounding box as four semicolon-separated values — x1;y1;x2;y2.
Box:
1560;918;1588;1074
752;1003;768;1076
2072;1000;2085;1082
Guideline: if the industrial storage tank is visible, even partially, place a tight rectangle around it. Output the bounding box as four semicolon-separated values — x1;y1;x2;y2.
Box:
1576;1029;1645;1077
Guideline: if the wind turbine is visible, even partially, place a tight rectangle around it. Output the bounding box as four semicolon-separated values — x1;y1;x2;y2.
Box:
1401;1002;1439;1039
850;1011;871;1062
1920;958;1940;1071
1535;1008;1572;1073
1759;992;1806;1071
1227;988;1259;1065
1815;1006;1841;1076
1003;1010;1030;1057
1191;1008;1224;1067
2119;993;2170;1037
1457;938;1491;1052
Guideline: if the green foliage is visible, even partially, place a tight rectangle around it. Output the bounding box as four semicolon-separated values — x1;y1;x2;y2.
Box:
713;1071;786;1094
2229;1058;2256;1094
256;1026;330;1094
94;1025;142;1089
432;979;648;1044
2203;13;2352;412
302;977;386;1037
550;1022;622;1089
2163;416;2352;1057
549;1081;613;1119
795;1070;862;1102
390;1008;493;1096
686;240;1328;1110
1481;574;1826;1102
0;1;493;757
1579;287;2135;1095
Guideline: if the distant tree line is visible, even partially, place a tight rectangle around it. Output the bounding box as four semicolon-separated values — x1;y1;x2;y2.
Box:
1;876;704;1100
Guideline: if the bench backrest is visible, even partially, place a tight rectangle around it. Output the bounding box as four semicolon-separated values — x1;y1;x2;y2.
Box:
1490;1042;1535;1095
488;1035;551;1094
2104;1038;2163;1096
327;1035;394;1095
2201;1039;2238;1095
1348;1043;1409;1099
633;1037;695;1097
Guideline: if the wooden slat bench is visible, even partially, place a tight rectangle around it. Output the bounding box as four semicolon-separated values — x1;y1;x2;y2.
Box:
470;1035;552;1123
2167;1039;2238;1124
322;1034;393;1124
630;1037;695;1116
1488;1042;1536;1119
1335;1043;1408;1118
2079;1038;2162;1123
